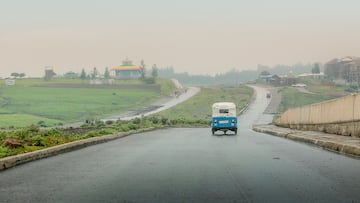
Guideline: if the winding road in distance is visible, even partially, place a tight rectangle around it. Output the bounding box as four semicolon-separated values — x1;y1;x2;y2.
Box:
1;86;360;203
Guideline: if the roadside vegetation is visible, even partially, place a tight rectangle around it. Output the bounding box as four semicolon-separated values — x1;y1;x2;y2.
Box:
0;78;175;129
278;87;336;113
278;79;352;113
157;85;254;123
0;118;162;158
0;85;254;158
0;115;215;158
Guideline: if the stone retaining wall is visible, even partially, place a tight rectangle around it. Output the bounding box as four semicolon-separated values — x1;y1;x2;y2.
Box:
277;121;360;137
275;93;360;137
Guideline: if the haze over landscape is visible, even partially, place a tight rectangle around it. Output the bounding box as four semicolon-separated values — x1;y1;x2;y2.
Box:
1;0;360;77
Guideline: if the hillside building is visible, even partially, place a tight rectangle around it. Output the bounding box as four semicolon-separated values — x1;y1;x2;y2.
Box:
325;56;360;85
111;59;141;79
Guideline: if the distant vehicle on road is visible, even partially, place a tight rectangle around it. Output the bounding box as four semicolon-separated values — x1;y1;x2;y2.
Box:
211;102;237;135
266;92;271;99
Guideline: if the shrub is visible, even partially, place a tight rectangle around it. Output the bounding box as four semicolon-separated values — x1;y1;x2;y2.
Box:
142;77;155;84
32;135;45;147
161;117;168;125
44;136;66;146
149;116;159;124
116;119;127;125
132;118;141;125
37;121;47;127
0;131;6;140
345;85;358;93
118;125;130;132
127;123;139;130
85;131;99;138
169;119;178;125
0;146;11;158
105;120;114;125
13;129;30;140
42;128;61;137
98;128;114;135
95;120;105;127
26;124;40;133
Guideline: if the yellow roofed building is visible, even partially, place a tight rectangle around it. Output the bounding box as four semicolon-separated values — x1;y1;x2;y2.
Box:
111;59;141;79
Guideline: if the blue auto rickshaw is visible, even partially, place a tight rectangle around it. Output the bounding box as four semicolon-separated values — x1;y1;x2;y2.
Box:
211;102;237;135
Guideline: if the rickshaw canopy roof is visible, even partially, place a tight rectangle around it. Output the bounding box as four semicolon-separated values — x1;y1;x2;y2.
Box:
212;102;236;117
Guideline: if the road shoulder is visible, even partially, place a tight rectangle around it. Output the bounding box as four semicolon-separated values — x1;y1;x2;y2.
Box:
0;127;161;171
253;124;360;158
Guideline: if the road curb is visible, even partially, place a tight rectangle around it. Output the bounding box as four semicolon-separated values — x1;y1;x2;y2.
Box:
253;125;360;158
0;127;158;171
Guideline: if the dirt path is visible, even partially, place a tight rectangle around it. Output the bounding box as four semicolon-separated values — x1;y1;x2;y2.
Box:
101;86;200;122
294;87;316;94
58;80;200;128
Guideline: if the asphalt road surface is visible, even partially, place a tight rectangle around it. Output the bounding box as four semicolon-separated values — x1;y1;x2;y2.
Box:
1;86;360;203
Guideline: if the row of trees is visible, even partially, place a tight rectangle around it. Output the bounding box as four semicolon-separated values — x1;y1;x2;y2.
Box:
139;60;159;79
10;72;26;78
79;67;108;80
312;63;321;74
74;61;158;82
157;63;317;85
62;68;108;80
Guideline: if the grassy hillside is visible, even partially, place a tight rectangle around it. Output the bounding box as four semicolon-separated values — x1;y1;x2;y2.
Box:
278;86;344;113
0;78;175;128
157;85;254;121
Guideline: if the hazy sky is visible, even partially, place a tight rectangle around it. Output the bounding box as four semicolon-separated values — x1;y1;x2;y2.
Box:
1;0;360;77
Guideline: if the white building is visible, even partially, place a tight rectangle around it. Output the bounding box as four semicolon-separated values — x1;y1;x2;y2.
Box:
5;79;15;86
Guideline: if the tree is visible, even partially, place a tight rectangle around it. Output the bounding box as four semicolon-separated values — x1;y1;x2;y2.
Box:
80;69;87;80
139;60;146;80
260;70;271;76
11;72;19;78
91;67;98;79
64;71;76;79
104;67;110;79
312;63;320;74
19;73;26;78
151;64;158;78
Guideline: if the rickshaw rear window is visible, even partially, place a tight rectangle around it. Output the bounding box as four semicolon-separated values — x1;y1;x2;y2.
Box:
219;109;229;114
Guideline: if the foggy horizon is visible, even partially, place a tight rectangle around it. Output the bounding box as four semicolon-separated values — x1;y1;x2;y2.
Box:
1;0;360;78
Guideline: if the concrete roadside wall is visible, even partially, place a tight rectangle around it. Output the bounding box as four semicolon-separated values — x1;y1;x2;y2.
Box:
275;93;360;137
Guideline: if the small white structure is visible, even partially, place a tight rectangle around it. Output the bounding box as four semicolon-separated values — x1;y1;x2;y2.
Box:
291;83;307;87
90;79;115;85
90;79;103;85
298;72;325;80
5;79;15;86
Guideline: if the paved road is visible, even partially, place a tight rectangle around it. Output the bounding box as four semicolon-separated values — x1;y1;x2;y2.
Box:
1;86;360;202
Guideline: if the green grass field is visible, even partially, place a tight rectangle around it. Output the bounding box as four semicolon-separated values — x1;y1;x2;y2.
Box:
157;85;254;121
0;84;255;158
0;78;175;128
